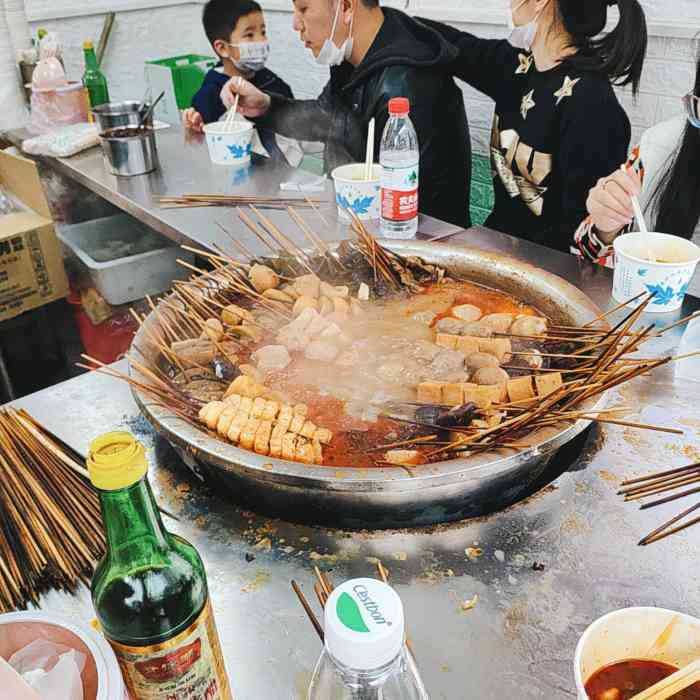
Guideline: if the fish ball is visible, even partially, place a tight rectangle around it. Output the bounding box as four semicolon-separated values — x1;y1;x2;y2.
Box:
200;318;224;342
249;264;279;293
466;352;500;372
472;367;510;386
481;313;515;333
511;316;548;337
452;304;482;322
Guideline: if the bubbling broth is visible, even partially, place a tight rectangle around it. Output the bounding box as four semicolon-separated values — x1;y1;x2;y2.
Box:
585;660;700;700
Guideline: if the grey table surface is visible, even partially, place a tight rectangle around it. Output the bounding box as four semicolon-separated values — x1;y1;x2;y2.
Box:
8;234;700;699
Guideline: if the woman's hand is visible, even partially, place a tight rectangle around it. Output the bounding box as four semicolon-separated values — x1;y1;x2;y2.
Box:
586;165;642;244
182;108;204;133
220;76;271;118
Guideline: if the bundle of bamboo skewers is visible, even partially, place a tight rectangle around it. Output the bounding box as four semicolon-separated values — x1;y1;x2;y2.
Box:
0;408;105;613
157;194;325;211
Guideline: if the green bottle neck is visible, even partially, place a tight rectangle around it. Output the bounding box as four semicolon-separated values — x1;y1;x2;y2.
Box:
99;476;169;563
83;48;99;72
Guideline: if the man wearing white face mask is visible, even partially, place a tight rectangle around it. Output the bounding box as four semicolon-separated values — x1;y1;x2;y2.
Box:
420;0;648;253
220;0;472;227
184;0;293;161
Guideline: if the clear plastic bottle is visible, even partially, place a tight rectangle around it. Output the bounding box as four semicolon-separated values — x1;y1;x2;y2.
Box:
380;97;420;239
675;316;700;382
308;578;430;700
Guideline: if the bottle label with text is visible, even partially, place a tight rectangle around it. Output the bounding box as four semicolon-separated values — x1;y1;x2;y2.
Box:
381;163;419;222
109;600;233;700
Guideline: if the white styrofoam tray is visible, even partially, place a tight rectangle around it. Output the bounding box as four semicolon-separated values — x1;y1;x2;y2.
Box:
57;214;194;305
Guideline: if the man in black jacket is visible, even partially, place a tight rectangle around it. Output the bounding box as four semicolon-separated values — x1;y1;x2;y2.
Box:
220;0;472;228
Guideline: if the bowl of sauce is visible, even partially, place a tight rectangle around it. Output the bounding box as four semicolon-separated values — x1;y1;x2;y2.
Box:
575;608;700;700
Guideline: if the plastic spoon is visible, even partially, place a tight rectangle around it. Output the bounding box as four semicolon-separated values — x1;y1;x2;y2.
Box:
138;90;165;130
225;77;242;132
621;164;655;262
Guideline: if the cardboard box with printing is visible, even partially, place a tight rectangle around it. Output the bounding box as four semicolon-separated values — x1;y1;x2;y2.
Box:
0;150;68;322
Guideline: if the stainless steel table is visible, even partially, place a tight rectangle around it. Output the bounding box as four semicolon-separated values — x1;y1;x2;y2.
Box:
9;233;700;699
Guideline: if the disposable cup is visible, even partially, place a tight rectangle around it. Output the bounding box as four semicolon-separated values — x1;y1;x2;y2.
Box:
203;120;254;166
613;232;700;312
574;607;700;699
0;611;128;699
331;163;381;221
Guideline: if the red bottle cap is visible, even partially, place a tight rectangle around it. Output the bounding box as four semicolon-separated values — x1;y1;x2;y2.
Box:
388;97;410;115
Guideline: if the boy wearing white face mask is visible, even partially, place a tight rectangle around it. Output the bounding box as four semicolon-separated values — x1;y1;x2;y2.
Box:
219;0;472;228
183;0;293;142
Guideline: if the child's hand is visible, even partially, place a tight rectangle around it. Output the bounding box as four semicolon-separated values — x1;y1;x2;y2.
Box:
220;76;271;118
183;108;204;133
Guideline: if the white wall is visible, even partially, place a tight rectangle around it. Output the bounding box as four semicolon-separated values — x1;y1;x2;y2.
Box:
22;0;700;153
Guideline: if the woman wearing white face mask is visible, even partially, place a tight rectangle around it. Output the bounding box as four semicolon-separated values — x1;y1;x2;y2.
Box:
419;0;648;254
219;0;473;227
183;0;293;135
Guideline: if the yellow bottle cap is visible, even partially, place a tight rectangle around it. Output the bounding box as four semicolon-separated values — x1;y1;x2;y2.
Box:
87;432;148;491
83;40;94;50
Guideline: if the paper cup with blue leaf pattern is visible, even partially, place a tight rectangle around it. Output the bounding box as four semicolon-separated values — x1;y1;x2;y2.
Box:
332;163;381;221
613;232;700;312
203;120;254;166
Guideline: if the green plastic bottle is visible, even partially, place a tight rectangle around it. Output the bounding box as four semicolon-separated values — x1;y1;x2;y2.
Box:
82;40;109;108
88;432;233;699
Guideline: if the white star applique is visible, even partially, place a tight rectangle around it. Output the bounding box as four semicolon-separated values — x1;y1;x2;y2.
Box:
554;76;581;105
515;53;533;75
520;90;536;120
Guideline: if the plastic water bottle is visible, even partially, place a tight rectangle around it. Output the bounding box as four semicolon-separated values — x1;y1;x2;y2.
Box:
308;578;430;700
380;98;419;239
675;316;700;382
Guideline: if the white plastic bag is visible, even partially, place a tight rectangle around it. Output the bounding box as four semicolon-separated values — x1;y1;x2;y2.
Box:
22;122;99;157
9;639;86;700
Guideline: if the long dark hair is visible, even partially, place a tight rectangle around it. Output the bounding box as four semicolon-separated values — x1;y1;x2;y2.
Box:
649;50;700;239
557;0;648;95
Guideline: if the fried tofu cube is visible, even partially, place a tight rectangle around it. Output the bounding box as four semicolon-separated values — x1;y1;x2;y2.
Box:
477;384;506;406
281;432;297;460
384;450;422;466
276;407;293;434
462;384;493;409
478;337;512;362
300;420;317;439
507;376;535;402
436;333;458;350
254;420;273;455
205;402;227;430
313;427;333;445
312;438;323;464
270;431;283;458
225;394;242;411
417;382;443;404
251;396;267;419
534;372;563;397
262;400;280;422
240;418;260;450
227;411;248;443
216;407;237;437
289;414;306;435
295;439;315;464
442;383;463;406
460;383;479;403
456;336;481;354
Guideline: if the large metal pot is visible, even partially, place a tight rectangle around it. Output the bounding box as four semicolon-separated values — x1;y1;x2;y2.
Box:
130;240;608;529
92;100;152;132
99;127;158;177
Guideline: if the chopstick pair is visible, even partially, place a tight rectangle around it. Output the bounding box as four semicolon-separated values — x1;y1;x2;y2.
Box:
224;76;243;132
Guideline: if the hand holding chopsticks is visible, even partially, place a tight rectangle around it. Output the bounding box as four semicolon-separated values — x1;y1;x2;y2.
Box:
224;76;243;132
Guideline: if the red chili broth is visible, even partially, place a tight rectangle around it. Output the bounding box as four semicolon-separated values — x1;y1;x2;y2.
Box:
585;659;700;700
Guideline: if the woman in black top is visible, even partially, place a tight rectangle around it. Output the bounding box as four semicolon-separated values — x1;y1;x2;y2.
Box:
421;0;648;253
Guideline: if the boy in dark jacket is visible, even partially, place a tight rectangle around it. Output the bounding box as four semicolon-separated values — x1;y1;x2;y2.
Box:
183;0;293;160
219;0;471;228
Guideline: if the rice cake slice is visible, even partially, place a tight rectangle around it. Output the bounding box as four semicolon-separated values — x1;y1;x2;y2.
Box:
216;406;237;437
254;420;273;455
507;376;535;402
251;396;267;419
436;333;458;350
456;336;481;355
240;418;260;450
238;396;253;419
227;410;249;443
281;432;297;460
534;372;563;397
417;382;443;404
289;413;306;435
442;383;463;406
275;407;293;435
262;399;280;422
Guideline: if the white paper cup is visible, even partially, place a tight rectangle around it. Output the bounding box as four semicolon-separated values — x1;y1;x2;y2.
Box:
574;607;700;699
331;163;381;221
613;232;700;313
203;120;254;166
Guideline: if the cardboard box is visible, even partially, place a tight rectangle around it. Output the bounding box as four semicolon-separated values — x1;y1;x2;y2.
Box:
0;150;68;322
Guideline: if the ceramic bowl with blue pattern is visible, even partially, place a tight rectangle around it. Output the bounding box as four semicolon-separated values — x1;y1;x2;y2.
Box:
613;232;700;312
203;120;254;166
331;163;381;221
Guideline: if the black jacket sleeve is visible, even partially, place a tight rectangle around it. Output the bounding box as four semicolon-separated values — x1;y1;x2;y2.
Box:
416;17;517;101
191;80;227;124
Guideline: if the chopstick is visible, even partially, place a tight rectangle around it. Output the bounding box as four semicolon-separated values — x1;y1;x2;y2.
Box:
291;580;324;641
622;164;654;262
364;118;375;181
628;657;700;699
225;76;242;133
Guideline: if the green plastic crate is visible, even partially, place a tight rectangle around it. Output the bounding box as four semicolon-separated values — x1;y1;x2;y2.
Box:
145;54;216;121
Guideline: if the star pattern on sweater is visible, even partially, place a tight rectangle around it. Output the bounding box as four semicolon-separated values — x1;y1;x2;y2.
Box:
520;90;536;120
554;75;581;105
515;53;534;75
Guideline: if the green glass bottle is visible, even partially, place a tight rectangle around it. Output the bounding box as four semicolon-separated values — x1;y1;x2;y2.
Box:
82;40;109;108
88;432;233;699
